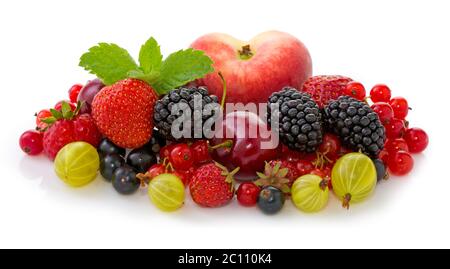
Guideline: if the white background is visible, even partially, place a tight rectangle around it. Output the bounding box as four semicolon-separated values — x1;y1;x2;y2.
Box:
0;0;449;249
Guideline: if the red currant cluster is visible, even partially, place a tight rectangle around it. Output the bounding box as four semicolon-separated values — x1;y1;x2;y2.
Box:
19;84;84;156
139;140;214;186
345;83;428;176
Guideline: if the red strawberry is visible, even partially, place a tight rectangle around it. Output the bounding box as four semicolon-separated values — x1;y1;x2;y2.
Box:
43;110;102;160
92;79;158;149
267;160;300;187
190;162;239;207
301;75;353;108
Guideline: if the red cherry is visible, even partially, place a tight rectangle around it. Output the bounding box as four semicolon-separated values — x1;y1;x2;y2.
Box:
404;128;428;153
35;109;52;131
146;164;166;179
191;140;211;165
389;97;409;120
211;111;280;181
384;118;406;139
385;138;409;153
296;160;314;176
344;81;366;100
318;133;341;156
68;84;83;103
371;102;394;124
236;182;260;206
19;130;43;155
370;84;391;102
169;144;194;171
54;100;76;112
387;150;414;176
159;144;175;161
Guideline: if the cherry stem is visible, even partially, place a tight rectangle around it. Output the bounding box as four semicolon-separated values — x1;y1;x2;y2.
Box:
210;140;233;150
218;72;227;109
342;193;352;210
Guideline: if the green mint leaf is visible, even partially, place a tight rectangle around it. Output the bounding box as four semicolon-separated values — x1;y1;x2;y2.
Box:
128;70;160;84
79;43;139;85
41;117;57;124
139;37;162;74
61;102;72;118
50;109;63;120
151;48;214;94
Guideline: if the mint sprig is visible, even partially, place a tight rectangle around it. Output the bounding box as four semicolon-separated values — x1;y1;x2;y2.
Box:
79;37;214;95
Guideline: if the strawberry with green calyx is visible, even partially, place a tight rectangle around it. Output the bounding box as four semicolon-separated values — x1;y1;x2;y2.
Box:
190;161;240;208
41;101;102;160
255;161;291;194
79;37;215;148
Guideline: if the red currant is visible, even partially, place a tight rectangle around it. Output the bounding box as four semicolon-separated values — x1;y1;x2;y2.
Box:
310;168;326;178
191;140;211;165
296;160;314;176
371;102;394;125
19;130;43;155
318;133;341;156
35;109;52;131
159;144;174;161
54;100;76;112
68;84;83;103
146;164;166;179
389;97;409;120
236;182;260;206
378;149;389;164
404;128;428;154
169;144;194;171
172;168;193;186
388;150;414;176
384;118;406;139
344;81;366;100
385;138;409;153
370;84;391;102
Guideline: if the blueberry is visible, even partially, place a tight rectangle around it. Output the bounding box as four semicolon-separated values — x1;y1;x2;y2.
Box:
98;138;125;157
126;148;157;173
373;159;387;182
112;165;139;195
257;186;285;215
144;129;166;155
100;154;124;181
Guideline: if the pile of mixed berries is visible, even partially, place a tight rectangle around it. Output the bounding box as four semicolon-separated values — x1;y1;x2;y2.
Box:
19;74;428;214
18;36;429;214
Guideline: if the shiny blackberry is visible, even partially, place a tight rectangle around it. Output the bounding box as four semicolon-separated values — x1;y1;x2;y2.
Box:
153;87;220;141
324;96;385;157
267;87;323;152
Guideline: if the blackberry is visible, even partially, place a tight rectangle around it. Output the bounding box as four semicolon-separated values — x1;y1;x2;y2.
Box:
267;87;323;152
153;86;220;141
323;96;385;157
